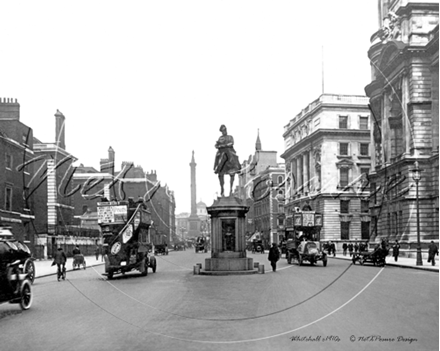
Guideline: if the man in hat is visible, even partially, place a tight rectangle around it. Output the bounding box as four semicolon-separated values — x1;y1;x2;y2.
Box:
268;243;281;272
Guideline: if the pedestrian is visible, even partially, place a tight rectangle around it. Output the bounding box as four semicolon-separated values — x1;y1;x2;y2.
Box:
354;241;359;254
95;246;100;261
428;241;439;266
392;240;400;262
268;243;281;272
330;242;336;257
348;243;354;257
54;247;67;281
342;242;348;256
72;245;81;255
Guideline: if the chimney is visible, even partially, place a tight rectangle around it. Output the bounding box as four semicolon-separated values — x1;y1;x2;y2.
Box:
55;109;66;149
0;98;20;120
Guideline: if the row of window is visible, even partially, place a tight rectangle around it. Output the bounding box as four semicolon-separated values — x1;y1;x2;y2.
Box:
340;199;369;213
339;142;370;156
339;115;369;130
341;221;370;240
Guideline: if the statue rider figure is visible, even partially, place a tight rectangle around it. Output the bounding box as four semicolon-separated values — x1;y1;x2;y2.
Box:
214;125;241;197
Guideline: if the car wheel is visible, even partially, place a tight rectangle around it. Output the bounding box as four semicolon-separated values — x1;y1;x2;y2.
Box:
19;280;32;310
323;259;327;267
107;270;114;280
298;255;303;266
24;259;35;284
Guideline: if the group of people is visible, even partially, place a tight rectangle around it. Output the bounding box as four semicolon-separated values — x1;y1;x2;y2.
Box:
340;241;369;257
266;239;438;269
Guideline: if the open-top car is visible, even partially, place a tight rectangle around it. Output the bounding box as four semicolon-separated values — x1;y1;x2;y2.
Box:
0;225;35;283
352;246;388;267
0;238;33;310
154;244;168;255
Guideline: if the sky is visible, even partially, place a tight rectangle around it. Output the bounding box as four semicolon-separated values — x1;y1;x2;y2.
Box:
1;1;379;214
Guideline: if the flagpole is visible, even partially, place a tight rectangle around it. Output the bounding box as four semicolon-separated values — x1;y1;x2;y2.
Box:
321;45;325;95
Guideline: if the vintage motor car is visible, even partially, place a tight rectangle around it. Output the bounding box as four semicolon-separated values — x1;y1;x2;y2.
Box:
0;244;33;310
99;199;157;280
287;240;327;267
352;246;388;267
0;225;35;283
154;244;168;255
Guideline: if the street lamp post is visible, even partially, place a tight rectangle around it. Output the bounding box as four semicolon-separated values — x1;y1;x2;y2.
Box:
411;161;423;266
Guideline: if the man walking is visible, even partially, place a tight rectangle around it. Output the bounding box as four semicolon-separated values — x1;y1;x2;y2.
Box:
348;242;354;257
54;247;67;281
268;243;281;272
342;242;347;256
428;241;439;266
392;240;400;262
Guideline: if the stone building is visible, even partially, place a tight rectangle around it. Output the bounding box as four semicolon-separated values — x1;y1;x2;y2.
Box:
238;131;280;237
365;0;439;250
281;94;371;248
0;98;36;248
252;164;286;247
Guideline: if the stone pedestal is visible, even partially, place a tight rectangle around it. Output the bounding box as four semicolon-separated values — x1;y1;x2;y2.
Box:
199;196;259;275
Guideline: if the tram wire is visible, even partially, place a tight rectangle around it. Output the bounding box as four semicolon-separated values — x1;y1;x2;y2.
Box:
90;262;355;322
67;266;385;345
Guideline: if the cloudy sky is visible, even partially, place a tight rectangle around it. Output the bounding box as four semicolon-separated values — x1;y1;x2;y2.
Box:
1;1;378;214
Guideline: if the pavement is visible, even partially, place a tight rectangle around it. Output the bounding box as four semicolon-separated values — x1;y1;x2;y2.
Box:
32;250;438;279
329;252;439;272
34;255;105;279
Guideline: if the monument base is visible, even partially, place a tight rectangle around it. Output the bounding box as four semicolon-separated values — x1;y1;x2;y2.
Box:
195;195;262;275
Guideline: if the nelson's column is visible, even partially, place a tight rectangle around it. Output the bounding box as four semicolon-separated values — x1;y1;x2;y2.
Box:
188;151;201;237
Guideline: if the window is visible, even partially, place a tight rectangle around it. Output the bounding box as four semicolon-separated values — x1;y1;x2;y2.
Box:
341;222;350;240
5;187;12;211
278;218;284;226
361;222;370;240
361;200;369;213
278;204;284;213
339;143;349;156
340;200;350;213
339;168;349;187
360;143;369;156
339;115;348;129
277;176;283;184
359;116;369;130
361;167;370;175
5;154;12;169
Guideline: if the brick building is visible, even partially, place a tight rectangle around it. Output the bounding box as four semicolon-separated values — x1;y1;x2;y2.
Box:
365;0;439;250
32;110;81;258
281;94;371;249
0;98;36;248
71;148;176;246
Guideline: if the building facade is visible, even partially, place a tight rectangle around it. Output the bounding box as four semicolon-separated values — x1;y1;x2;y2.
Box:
252;164;286;247
281;94;371;248
238;131;280;237
71;148;177;246
0;98;36;248
365;0;439;250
